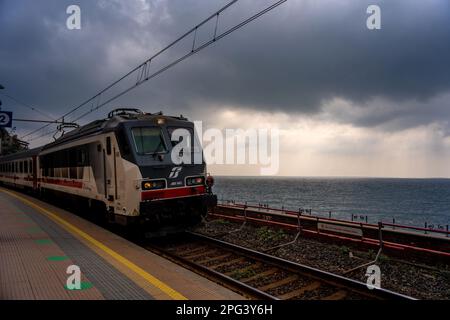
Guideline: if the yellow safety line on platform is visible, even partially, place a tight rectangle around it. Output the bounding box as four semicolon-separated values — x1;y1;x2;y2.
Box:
0;189;187;300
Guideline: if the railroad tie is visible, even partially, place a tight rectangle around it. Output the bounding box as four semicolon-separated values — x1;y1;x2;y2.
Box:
240;268;278;283
209;257;246;269
176;245;209;256
196;253;232;264
258;274;299;291
224;262;263;277
278;281;321;300
183;249;218;260
322;290;348;300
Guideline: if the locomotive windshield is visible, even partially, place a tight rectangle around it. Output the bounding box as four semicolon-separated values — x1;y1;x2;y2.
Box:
167;127;193;146
131;127;167;154
167;126;203;164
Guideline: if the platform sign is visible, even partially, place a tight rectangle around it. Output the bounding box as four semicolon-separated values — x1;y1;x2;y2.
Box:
0;111;13;128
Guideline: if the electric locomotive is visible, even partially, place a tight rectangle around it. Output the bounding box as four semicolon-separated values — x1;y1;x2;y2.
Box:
0;108;217;232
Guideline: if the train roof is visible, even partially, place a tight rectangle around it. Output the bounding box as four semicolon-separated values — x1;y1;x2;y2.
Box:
43;108;191;150
0;109;192;158
0;147;43;162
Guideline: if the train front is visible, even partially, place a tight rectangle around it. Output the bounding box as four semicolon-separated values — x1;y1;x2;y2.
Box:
115;112;217;232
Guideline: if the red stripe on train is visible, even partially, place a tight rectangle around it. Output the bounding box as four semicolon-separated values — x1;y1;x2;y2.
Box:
141;186;206;201
0;175;33;182
40;178;83;189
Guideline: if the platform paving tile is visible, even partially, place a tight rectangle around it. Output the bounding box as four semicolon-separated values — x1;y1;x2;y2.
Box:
3;194;154;300
0;281;35;300
0;195;104;299
1;190;245;300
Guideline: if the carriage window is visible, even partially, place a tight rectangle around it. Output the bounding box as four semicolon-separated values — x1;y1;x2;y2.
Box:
131;127;167;155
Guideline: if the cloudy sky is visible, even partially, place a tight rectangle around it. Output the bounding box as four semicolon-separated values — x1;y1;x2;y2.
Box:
1;0;450;177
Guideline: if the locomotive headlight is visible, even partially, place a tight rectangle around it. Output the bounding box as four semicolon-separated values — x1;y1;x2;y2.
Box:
142;180;166;190
157;118;165;125
186;176;205;186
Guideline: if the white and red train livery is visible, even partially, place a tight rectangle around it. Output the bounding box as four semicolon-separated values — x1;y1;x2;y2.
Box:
0;109;216;231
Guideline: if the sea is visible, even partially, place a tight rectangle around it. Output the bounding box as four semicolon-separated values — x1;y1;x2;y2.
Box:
213;177;450;229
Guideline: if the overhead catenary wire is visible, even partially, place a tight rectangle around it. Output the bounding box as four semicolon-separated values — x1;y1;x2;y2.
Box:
72;0;288;124
20;0;241;141
0;93;55;120
22;0;287;142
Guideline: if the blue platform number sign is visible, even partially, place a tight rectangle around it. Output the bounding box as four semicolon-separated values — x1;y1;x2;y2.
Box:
0;111;13;128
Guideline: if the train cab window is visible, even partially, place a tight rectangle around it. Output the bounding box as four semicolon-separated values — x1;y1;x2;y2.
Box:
131;127;167;155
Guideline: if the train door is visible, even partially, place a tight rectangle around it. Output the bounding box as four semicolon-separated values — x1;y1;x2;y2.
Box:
105;136;117;202
90;143;106;197
32;156;38;190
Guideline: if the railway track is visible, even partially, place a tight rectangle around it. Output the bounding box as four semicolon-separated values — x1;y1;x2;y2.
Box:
147;231;415;300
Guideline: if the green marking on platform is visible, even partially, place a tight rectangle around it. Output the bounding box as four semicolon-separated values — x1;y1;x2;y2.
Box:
64;282;94;291
35;239;53;245
47;256;69;262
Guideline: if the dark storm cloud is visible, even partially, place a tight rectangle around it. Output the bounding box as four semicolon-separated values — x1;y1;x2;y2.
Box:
1;0;450;138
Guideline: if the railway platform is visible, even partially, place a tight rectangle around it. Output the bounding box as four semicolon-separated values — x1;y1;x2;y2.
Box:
0;187;243;300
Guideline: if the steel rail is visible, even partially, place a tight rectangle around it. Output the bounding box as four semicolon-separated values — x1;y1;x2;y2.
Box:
148;242;279;300
149;231;415;300
186;231;416;300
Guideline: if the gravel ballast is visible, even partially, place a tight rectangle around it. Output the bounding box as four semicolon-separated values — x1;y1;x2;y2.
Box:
192;219;450;300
